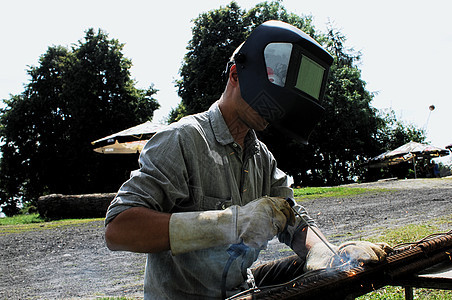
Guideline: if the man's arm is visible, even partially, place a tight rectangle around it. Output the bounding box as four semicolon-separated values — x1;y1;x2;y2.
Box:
106;197;295;256
105;207;171;253
291;223;392;271
291;225;329;258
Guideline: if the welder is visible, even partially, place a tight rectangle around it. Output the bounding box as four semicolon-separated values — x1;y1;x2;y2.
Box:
104;20;390;299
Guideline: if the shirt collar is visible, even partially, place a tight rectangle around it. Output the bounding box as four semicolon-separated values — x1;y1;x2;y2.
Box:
209;101;234;146
208;102;259;154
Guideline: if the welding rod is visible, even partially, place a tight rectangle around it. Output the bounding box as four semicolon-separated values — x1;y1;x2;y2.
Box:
286;198;342;260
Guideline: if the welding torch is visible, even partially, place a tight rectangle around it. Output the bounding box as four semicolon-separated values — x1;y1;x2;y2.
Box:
285;197;342;262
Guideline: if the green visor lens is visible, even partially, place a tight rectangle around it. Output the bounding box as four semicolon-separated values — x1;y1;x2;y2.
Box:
296;56;325;100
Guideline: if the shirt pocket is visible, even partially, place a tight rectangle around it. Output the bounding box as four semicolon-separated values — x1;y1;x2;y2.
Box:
201;195;232;211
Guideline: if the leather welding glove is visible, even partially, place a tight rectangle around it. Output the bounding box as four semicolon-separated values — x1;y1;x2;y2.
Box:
332;241;393;267
304;242;340;271
169;196;295;255
304;240;392;271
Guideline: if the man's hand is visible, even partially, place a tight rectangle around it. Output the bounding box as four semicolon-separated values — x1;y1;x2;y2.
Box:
332;241;393;267
169;196;295;255
304;240;392;271
238;196;295;249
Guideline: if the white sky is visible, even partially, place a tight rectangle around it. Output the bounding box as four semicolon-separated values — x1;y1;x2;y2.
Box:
1;0;451;157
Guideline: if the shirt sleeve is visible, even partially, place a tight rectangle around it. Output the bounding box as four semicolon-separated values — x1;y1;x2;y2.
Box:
270;166;293;198
265;150;318;247
267;148;293;199
105;127;190;225
278;202;317;247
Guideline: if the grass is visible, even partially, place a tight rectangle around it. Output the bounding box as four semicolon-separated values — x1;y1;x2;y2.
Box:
365;214;452;246
357;285;452;300
0;213;45;225
0;213;103;235
293;186;389;201
367;223;445;246
357;214;452;300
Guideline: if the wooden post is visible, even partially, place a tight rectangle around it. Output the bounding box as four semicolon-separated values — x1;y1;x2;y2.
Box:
405;286;414;300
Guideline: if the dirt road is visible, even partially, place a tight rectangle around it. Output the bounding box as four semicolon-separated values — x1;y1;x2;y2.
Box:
1;178;451;299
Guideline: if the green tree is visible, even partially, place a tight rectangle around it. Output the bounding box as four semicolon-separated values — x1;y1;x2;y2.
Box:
376;109;426;151
171;1;248;122
171;1;425;186
260;27;424;186
0;29;159;215
364;109;426;181
171;1;316;122
290;27;384;186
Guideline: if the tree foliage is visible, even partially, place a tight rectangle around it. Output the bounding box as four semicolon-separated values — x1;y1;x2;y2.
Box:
172;1;248;120
171;1;316;122
280;27;384;186
171;1;425;186
375;109;426;151
0;29;159;215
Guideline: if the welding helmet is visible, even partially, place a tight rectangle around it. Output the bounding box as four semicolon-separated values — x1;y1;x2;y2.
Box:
233;20;333;144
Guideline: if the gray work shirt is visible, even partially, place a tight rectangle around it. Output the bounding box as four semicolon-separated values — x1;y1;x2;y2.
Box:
105;102;310;299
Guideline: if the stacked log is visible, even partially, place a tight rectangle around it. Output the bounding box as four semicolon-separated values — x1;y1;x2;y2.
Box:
37;193;116;220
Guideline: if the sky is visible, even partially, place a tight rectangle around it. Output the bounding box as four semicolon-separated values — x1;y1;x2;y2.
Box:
1;0;451;161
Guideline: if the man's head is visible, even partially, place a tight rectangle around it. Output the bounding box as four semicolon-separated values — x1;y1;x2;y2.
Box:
222;63;270;132
227;20;333;144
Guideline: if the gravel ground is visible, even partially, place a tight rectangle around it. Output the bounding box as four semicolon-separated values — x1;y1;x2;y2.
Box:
1;178;451;299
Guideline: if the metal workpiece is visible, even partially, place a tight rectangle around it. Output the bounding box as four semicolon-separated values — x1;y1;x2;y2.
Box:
229;231;452;299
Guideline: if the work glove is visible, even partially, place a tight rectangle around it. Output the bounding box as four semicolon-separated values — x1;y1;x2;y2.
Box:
169;196;295;255
304;240;392;271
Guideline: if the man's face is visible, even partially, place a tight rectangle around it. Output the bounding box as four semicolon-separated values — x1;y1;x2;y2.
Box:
235;96;269;131
228;63;269;132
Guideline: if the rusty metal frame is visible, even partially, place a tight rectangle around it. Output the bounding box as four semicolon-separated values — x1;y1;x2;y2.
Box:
229;232;452;300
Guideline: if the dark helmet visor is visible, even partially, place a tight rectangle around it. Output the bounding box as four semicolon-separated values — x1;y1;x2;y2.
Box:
264;42;326;100
235;21;333;144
